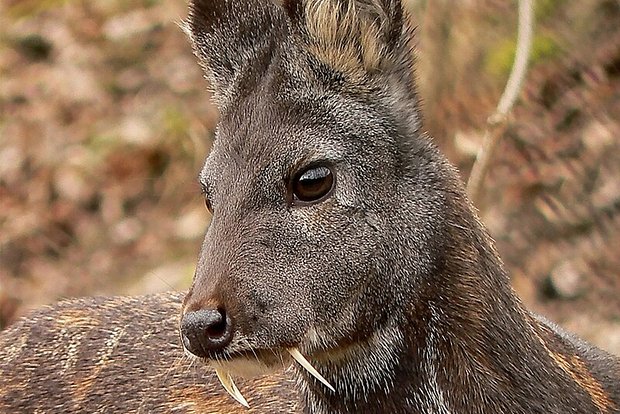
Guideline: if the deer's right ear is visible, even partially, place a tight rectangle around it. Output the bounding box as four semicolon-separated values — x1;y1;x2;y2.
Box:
186;0;285;108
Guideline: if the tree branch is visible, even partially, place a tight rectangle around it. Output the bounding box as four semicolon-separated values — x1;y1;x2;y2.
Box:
467;0;534;206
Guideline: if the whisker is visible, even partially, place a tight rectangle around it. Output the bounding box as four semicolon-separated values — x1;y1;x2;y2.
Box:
244;338;260;364
163;355;185;381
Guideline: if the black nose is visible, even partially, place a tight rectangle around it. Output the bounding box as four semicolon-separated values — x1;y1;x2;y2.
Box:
180;308;233;357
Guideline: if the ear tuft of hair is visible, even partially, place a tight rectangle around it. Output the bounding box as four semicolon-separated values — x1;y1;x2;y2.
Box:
282;0;407;79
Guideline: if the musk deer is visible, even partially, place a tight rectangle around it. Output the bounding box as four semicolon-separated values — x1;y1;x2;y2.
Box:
1;0;619;413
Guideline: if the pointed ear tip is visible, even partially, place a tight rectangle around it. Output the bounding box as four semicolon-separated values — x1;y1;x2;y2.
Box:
186;0;229;35
187;0;225;21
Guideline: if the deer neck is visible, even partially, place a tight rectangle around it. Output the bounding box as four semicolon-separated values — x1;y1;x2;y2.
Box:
296;208;582;414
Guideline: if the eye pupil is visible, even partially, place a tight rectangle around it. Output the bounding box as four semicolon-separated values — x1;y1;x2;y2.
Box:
293;166;334;203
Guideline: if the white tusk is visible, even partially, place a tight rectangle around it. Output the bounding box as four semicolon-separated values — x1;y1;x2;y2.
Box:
288;348;335;392
215;368;250;408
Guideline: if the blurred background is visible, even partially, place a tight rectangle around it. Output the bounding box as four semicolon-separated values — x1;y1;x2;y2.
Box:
0;0;619;354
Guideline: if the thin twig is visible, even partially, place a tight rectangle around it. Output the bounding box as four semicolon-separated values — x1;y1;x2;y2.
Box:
467;0;534;205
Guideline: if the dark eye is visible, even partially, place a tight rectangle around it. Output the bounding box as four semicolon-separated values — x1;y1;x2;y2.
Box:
292;165;335;204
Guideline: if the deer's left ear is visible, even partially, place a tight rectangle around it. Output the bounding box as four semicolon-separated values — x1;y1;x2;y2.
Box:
279;0;410;77
186;0;286;108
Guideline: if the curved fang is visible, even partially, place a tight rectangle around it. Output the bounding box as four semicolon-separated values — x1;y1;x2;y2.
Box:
288;348;335;392
215;368;250;407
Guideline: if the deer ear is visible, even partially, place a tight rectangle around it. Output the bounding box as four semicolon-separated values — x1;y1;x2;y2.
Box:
186;0;285;107
280;0;408;77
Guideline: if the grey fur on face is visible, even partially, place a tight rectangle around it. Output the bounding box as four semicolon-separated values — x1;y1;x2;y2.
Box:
184;0;431;367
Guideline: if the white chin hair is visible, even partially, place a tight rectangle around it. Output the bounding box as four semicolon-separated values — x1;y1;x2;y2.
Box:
212;357;279;379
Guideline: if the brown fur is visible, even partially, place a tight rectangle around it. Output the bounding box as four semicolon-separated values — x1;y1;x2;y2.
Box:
533;323;616;413
0;293;301;413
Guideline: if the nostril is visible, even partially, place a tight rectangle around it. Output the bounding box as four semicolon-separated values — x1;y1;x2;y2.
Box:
206;308;227;338
180;307;234;358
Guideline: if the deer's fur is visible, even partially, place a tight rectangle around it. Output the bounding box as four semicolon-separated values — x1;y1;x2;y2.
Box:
0;293;301;413
1;0;619;413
